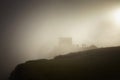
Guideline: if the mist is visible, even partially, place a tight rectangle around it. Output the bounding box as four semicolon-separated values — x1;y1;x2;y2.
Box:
3;0;120;61
2;1;120;80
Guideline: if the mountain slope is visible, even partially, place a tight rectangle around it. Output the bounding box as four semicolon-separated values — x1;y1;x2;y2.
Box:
9;47;120;80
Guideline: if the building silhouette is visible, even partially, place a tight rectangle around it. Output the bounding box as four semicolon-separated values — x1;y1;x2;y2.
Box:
59;37;73;48
50;37;97;58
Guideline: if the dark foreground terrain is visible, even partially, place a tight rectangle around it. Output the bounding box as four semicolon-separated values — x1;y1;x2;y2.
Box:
9;47;120;80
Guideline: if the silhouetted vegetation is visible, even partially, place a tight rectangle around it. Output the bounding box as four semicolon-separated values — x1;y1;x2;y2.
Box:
9;47;120;80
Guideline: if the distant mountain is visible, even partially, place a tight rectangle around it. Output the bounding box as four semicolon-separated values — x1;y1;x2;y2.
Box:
9;47;120;80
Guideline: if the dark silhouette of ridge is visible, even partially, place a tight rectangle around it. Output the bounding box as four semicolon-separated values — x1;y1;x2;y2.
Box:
9;47;120;80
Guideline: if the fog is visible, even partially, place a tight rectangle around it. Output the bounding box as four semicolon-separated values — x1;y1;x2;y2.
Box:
5;1;120;61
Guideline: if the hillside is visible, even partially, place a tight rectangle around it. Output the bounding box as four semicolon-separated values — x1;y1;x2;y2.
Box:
9;47;120;80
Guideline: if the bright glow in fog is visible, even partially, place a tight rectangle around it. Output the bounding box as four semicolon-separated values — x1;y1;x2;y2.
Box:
112;8;120;26
10;3;120;61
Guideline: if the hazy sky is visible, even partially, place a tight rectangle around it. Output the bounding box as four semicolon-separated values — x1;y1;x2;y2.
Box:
2;1;120;79
2;0;120;62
